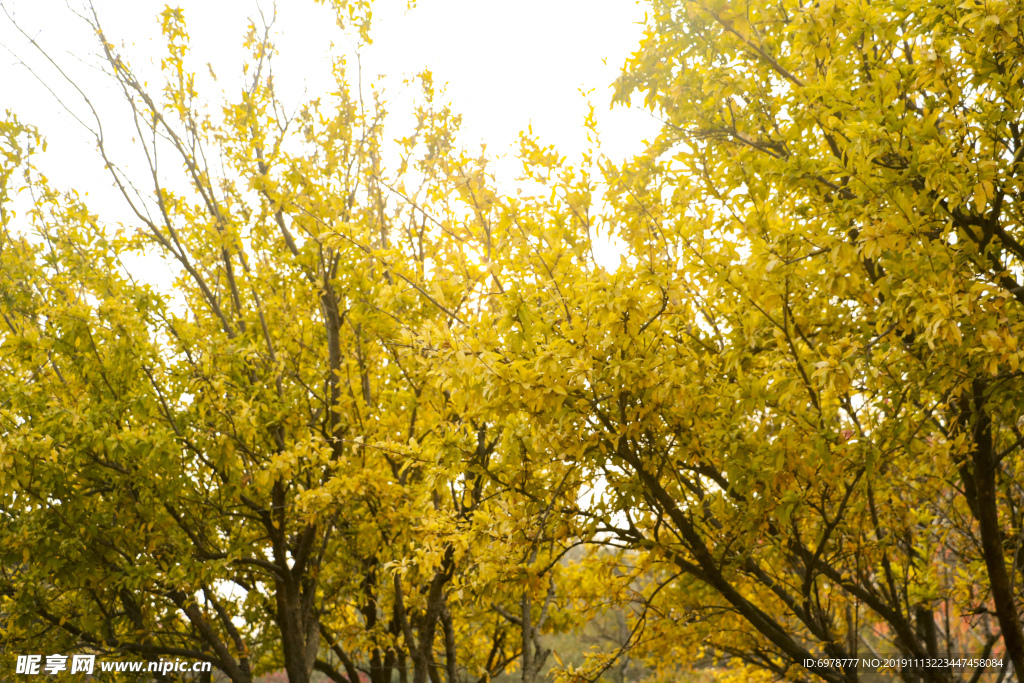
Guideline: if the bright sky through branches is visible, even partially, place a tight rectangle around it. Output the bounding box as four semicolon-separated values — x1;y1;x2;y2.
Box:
0;0;659;198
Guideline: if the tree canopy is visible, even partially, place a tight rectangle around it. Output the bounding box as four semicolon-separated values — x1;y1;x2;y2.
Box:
1;0;1023;682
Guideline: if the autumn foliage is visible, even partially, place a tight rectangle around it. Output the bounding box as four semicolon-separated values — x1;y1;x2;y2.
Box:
2;0;1023;682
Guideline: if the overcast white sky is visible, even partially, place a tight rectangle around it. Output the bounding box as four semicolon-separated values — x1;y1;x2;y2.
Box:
0;0;659;201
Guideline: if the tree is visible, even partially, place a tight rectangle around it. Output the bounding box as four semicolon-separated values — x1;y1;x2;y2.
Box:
427;0;1024;680
0;5;576;682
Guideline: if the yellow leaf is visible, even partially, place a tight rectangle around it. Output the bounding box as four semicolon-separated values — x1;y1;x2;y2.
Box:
973;182;988;213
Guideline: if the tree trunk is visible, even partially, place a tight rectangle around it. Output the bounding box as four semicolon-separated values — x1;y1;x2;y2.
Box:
959;381;1024;678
